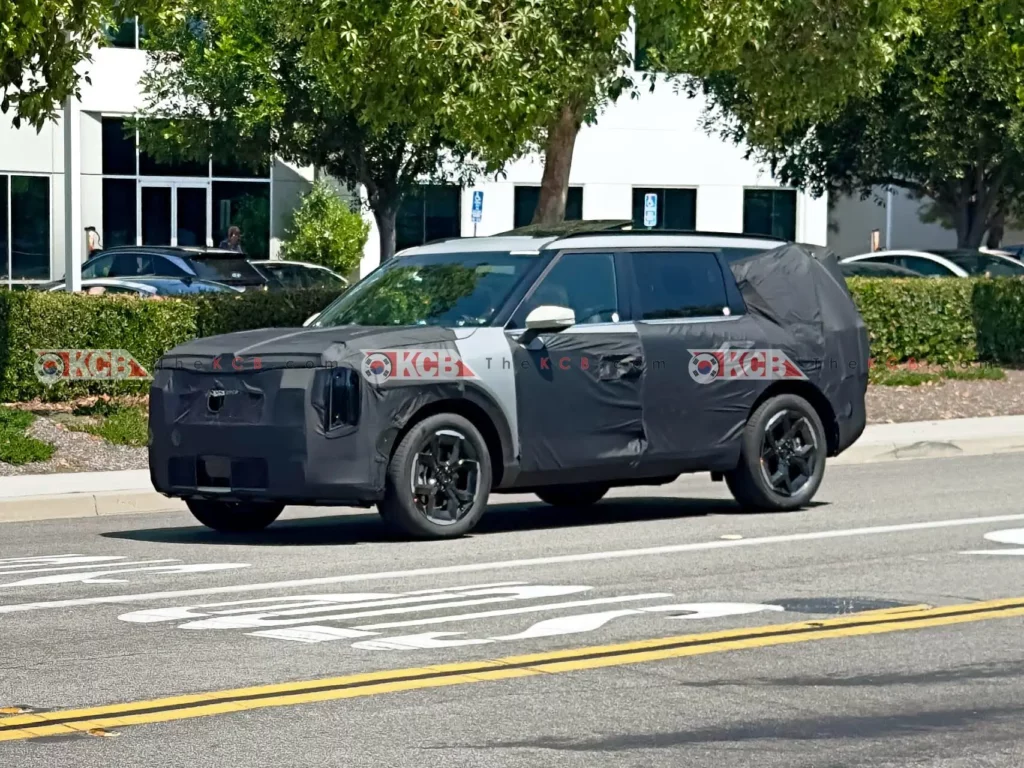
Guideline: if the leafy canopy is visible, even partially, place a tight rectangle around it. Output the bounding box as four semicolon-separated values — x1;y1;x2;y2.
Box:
1;0;172;129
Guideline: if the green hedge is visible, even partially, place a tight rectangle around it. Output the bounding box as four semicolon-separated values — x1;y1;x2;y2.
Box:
0;287;343;402
4;276;1024;403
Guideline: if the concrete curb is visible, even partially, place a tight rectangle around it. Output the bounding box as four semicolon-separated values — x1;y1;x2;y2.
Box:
3;415;1024;524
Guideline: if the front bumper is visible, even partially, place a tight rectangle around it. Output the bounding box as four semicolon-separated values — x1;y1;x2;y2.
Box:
148;367;387;506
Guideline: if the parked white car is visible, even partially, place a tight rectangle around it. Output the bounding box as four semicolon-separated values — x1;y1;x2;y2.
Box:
841;249;1024;277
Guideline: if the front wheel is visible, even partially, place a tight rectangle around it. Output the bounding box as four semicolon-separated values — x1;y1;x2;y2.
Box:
535;484;609;508
186;499;285;533
725;394;827;512
378;413;492;539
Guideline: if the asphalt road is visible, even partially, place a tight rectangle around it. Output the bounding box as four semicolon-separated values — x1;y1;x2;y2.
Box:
3;453;1024;767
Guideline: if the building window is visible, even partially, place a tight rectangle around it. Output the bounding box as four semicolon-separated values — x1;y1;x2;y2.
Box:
513;186;583;229
631;188;696;230
395;185;461;253
99;118;272;254
105;18;147;48
0;175;50;281
743;189;797;241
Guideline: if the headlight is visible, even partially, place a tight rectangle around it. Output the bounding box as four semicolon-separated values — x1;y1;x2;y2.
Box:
327;367;360;429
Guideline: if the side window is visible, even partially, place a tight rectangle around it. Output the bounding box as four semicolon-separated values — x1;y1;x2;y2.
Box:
82;254;113;279
898;256;953;276
108;252;154;277
517;252;619;326
632;251;730;320
152;256;189;277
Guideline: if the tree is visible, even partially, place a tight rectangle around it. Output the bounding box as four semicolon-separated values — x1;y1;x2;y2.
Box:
700;2;1024;248
280;180;369;276
136;0;562;260
0;0;168;129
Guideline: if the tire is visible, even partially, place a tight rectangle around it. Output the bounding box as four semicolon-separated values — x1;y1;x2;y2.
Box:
535;484;609;508
186;499;284;533
725;394;827;512
377;413;492;539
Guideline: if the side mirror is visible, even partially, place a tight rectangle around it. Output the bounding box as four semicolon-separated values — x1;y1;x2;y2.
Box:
303;313;320;327
525;305;575;331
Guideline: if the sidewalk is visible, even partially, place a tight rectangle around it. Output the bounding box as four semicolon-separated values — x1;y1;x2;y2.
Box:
3;415;1024;523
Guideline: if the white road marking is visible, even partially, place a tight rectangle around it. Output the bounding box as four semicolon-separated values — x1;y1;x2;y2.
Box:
0;555;130;570
0;563;248;588
3;512;1024;615
249;626;379;643
0;560;179;576
962;527;1024;555
175;586;592;630
491;609;641;640
352;633;495;651
639;602;786;620
355;593;673;631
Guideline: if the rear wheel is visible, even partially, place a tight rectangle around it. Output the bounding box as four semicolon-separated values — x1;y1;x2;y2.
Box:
378;413;492;539
535;484;609;508
725;394;827;512
186;499;284;533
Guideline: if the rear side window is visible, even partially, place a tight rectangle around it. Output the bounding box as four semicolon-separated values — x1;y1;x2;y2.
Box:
896;256;953;276
152;256;191;277
192;258;264;283
631;251;730;320
108;252;154;277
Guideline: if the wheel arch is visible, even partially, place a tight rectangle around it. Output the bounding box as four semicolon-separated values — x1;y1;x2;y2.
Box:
390;387;514;487
751;381;839;456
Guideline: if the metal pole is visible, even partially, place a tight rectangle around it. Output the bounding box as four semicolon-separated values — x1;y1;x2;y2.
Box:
885;187;894;250
63;93;82;292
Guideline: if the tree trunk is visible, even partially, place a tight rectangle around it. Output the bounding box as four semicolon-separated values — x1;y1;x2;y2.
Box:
986;207;1006;250
373;203;398;262
532;103;583;226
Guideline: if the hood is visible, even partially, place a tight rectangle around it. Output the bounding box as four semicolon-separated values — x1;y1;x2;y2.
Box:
157;325;463;372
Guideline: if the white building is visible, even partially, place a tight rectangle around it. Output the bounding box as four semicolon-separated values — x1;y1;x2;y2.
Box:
0;20;827;286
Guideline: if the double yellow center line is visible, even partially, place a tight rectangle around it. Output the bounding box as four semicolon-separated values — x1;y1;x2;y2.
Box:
2;595;1023;742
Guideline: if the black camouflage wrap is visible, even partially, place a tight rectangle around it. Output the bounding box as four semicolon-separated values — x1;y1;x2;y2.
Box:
148;243;868;504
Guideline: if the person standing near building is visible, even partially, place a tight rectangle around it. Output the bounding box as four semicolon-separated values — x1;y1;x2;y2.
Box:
219;226;243;252
85;226;101;256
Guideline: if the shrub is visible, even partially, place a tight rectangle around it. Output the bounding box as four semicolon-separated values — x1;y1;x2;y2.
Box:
972;278;1024;364
845;277;977;364
0;287;344;403
279;180;369;277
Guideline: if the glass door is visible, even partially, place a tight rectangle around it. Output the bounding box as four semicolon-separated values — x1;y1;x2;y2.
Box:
138;181;211;246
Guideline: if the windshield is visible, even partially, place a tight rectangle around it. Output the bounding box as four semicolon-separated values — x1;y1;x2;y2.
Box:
191;257;265;283
943;253;1024;276
312;251;541;328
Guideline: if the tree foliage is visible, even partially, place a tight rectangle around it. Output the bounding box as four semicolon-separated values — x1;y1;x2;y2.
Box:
136;0;566;260
697;1;1024;248
0;0;170;129
280;181;369;276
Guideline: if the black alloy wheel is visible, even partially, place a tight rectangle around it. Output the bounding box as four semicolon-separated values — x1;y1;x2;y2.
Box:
759;409;819;497
411;429;482;525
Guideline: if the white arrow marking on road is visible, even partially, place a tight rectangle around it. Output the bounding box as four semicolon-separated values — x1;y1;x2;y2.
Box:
249;626;380;644
118;582;530;624
0;555;131;571
175;586;592;630
962;528;1024;555
491;610;642;640
0;563;248;588
356;593;674;631
352;633;495;651
640;602;786;619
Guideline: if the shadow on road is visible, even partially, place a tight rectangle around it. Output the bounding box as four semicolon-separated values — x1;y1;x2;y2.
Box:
100;495;825;548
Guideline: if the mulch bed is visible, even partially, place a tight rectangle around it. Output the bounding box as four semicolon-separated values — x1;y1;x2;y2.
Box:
3;375;1024;476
